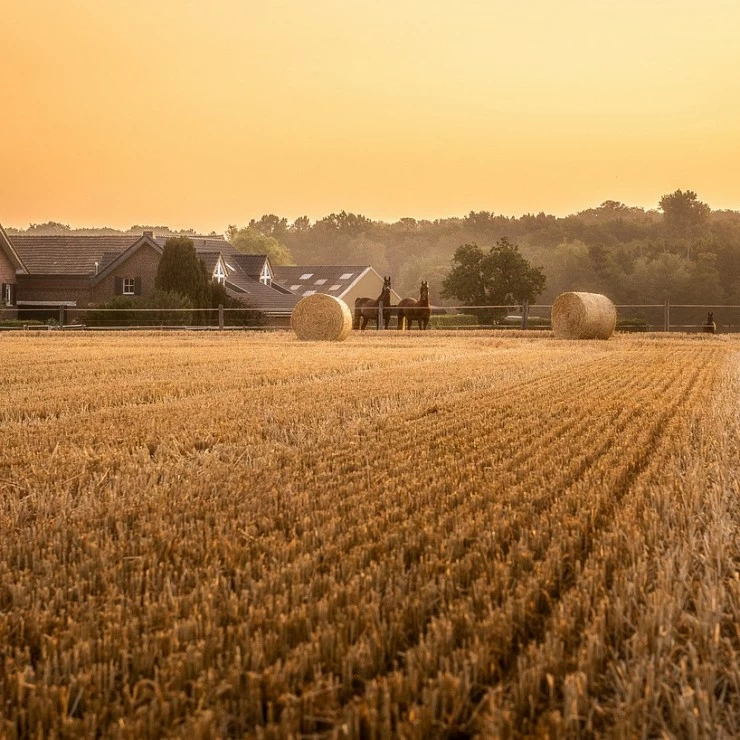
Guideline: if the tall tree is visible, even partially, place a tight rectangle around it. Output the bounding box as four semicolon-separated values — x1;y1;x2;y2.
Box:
155;237;211;311
659;189;710;240
226;225;295;266
441;238;546;321
248;214;289;239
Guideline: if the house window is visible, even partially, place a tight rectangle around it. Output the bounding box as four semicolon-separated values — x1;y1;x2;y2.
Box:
314;279;327;285
328;284;341;291
123;278;135;295
260;263;271;286
303;290;316;296
340;272;354;280
4;283;12;306
300;273;314;280
290;284;301;291
214;261;226;285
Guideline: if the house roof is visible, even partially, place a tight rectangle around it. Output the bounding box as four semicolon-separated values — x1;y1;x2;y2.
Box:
8;233;233;276
198;251;222;275
272;265;401;303
156;236;231;254
272;265;371;298
227;253;269;277
226;277;300;315
9;235;137;275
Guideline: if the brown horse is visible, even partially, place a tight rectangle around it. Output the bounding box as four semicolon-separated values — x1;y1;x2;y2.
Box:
397;280;431;330
354;276;392;330
703;311;717;334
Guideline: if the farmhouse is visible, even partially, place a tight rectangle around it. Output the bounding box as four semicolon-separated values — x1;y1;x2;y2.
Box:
0;227;397;326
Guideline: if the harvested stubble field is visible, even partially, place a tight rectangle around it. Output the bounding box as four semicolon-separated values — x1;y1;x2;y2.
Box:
1;330;739;739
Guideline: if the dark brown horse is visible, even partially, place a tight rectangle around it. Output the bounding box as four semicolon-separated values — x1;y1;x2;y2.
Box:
397;280;431;330
354;276;392;330
703;311;717;334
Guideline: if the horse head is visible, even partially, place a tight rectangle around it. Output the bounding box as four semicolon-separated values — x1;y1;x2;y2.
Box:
420;281;429;302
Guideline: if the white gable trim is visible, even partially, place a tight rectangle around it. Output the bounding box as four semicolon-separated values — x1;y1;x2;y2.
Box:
213;256;227;284
0;223;29;274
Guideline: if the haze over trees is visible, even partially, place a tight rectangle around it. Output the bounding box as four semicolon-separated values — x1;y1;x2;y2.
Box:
10;190;740;308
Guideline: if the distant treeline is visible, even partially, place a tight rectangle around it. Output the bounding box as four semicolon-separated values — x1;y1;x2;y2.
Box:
11;191;740;308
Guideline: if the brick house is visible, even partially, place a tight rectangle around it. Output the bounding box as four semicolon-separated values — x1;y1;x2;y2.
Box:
0;230;299;323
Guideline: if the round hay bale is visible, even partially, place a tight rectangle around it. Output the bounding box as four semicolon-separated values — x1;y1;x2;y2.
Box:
291;293;353;341
551;292;616;340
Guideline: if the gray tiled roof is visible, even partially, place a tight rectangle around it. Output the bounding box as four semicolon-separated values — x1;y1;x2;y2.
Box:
226;277;299;314
198;251;222;275
272;265;369;297
155;236;230;254
228;253;269;277
10;236;140;274
10;234;233;275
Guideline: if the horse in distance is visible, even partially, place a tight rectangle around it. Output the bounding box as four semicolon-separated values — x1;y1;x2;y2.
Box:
354;276;393;330
703;311;717;334
397;280;431;330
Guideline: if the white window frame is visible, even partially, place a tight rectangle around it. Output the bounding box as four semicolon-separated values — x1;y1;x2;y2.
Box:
214;261;226;285
122;278;135;295
4;284;11;305
260;263;272;286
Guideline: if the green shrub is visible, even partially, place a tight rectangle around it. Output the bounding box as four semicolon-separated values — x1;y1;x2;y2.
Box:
0;319;45;328
616;318;649;332
84;291;194;327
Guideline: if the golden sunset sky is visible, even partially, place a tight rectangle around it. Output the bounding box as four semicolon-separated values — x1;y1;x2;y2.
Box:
3;0;740;232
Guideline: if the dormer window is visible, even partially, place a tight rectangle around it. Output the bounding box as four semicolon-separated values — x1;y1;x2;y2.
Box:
260;263;272;286
214;260;226;285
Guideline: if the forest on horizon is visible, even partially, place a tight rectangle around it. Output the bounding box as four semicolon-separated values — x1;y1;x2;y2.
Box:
7;191;740;311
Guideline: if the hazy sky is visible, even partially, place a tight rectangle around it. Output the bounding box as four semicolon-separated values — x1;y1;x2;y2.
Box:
3;0;740;232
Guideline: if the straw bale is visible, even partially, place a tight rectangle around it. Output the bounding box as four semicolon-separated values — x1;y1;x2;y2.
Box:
551;292;616;339
291;293;353;341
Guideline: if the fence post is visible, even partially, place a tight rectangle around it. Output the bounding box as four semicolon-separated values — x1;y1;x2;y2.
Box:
521;300;529;330
664;299;670;332
377;300;384;330
218;304;224;330
59;305;65;327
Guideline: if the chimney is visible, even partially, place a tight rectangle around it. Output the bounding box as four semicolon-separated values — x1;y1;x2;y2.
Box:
143;230;153;238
